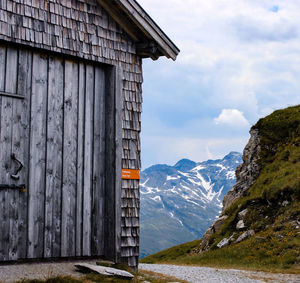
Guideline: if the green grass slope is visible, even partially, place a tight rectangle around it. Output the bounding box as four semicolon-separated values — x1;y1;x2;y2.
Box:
141;105;300;273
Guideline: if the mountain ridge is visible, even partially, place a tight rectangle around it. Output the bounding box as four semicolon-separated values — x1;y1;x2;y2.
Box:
140;151;242;258
141;105;300;273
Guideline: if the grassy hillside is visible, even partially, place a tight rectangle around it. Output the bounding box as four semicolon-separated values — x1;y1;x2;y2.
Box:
141;105;300;273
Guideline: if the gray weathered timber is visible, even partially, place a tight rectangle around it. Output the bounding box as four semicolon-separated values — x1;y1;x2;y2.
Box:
0;45;5;91
14;49;32;260
61;60;78;257
44;55;64;258
114;66;123;262
76;62;85;257
0;0;156;267
0;44;119;260
104;66;119;262
7;47;19;261
91;66;105;256
82;64;94;257
97;0;179;60
28;52;48;259
1;46;14;261
103;65;123;262
0;44;7;261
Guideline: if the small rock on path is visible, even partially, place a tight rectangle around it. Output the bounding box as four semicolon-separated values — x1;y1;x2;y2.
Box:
139;263;300;283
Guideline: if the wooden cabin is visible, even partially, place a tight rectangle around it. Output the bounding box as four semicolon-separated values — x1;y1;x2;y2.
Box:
0;0;179;268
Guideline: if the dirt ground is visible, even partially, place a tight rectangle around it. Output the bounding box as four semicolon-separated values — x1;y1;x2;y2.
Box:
0;259;97;282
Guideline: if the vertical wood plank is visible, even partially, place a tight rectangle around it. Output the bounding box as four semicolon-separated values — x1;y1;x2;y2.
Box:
4;47;18;260
104;66;122;261
114;66;123;261
82;63;94;256
14;48;32;259
44;56;64;258
0;44;6;91
61;60;78;257
0;45;12;261
91;66;105;256
76;62;85;256
0;44;7;261
5;47;18;93
28;52;48;259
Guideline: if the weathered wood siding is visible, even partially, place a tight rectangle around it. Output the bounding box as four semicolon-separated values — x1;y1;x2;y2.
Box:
0;43;108;260
0;0;142;267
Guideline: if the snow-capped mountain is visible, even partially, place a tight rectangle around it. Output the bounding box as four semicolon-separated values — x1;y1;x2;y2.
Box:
140;152;242;258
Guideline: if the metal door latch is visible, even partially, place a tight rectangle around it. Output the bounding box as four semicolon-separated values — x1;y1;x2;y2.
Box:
10;154;23;180
0;184;26;192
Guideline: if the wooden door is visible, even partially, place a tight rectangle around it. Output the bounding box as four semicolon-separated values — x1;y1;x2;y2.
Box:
0;45;31;261
0;44;106;261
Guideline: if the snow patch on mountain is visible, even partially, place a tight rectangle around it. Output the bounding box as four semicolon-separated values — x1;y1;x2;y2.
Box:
140;152;243;258
226;171;235;179
166;175;179;181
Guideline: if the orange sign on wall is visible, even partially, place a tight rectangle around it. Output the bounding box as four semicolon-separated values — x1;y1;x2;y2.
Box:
121;169;140;180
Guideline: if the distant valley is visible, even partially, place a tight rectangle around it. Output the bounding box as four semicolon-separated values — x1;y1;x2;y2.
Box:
140;152;242;258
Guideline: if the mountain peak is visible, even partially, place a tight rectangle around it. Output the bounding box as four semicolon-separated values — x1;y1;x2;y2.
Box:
140;152;243;258
174;158;196;171
226;151;241;157
223;151;242;160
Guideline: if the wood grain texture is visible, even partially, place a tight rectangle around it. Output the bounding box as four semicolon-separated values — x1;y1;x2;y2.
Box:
115;65;123;262
14;49;32;259
0;0;144;267
44;56;64;258
82;64;94;256
75;62;85;256
28;52;48;259
91;66;105;256
0;15;143;264
61;60;78;257
104;66;116;261
0;44;10;261
0;44;6;92
3;46;17;260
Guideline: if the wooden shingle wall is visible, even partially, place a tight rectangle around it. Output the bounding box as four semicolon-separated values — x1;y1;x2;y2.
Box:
0;0;142;267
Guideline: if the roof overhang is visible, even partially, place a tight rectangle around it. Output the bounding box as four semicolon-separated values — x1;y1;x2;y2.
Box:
97;0;180;60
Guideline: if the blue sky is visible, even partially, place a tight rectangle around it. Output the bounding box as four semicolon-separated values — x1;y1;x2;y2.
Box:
138;0;300;169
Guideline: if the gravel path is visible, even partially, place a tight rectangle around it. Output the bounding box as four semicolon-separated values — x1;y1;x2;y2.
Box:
139;263;300;283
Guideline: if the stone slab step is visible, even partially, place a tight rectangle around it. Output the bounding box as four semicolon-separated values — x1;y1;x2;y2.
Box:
75;263;134;279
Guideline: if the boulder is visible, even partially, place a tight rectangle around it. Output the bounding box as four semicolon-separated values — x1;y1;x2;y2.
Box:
228;233;236;243
198;227;214;252
238;209;248;219
199;215;228;252
216;233;237;249
214;215;228;231
75;263;134;279
236;220;246;230
236;230;255;243
217;238;230;248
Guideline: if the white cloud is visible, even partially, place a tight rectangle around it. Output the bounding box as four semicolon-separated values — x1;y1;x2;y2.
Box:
139;0;300;167
214;109;250;128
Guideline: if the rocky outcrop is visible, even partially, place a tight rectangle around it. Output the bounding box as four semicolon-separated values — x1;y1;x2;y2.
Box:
199;128;261;252
217;234;236;248
222;128;261;213
198;215;228;252
236;230;255;243
236;220;246;230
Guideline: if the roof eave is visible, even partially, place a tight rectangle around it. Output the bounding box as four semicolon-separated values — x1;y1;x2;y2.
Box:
97;0;180;60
